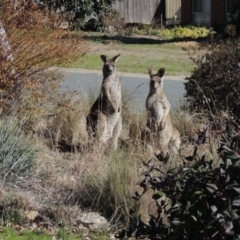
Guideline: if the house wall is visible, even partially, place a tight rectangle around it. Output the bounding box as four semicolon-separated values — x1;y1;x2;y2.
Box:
165;0;182;25
211;0;226;28
181;0;227;27
181;0;193;25
112;0;164;24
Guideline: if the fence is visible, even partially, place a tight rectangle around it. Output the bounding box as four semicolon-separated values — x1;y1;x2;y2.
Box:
112;0;181;25
112;0;164;24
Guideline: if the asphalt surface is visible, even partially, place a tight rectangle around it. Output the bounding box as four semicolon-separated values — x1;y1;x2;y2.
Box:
59;68;187;111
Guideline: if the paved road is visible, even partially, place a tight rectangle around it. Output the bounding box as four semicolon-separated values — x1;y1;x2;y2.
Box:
60;69;186;111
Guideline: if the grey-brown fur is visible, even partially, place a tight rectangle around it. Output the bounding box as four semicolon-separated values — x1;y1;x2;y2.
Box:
142;67;181;156
86;54;122;149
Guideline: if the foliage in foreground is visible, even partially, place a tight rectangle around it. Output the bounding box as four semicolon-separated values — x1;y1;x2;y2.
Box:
185;26;240;121
0;0;82;113
118;126;240;239
0;117;36;181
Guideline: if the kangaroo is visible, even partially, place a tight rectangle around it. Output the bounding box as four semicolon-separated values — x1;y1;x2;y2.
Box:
86;54;122;149
142;67;181;156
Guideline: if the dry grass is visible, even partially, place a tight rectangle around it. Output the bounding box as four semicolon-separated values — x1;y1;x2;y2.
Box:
0;84;223;236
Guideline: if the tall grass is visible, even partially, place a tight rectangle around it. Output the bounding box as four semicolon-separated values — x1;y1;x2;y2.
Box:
170;104;221;167
78;149;138;223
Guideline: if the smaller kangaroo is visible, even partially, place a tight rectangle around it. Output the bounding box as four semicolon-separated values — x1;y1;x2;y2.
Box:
142;67;181;156
86;54;122;149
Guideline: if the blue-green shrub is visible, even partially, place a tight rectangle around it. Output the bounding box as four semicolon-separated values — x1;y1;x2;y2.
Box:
0;117;37;180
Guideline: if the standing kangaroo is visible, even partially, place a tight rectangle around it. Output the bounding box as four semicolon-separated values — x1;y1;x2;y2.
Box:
142;67;181;156
86;54;122;149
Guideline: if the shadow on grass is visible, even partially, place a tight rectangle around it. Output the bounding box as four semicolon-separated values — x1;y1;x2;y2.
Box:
82;34;209;45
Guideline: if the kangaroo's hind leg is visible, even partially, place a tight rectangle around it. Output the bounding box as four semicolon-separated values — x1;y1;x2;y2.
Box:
171;128;181;154
111;116;122;149
95;113;108;147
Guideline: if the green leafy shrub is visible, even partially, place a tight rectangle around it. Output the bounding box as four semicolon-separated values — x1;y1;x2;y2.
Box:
173;26;210;39
131;25;211;39
185;28;240;120
118;127;240;239
0;117;36;181
40;0;119;31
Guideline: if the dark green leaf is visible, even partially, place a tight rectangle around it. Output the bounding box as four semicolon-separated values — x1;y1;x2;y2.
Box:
224;221;234;236
232;199;240;206
191;215;197;222
231;187;240;194
206;183;218;190
211;205;218;213
194;191;203;196
185;156;194;161
152;193;163;200
222;145;233;152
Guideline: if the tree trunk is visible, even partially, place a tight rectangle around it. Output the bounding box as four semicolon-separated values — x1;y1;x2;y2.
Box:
0;20;13;61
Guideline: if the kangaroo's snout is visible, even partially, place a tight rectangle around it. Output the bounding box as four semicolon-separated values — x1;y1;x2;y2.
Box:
103;63;115;76
150;79;162;92
106;63;114;72
153;81;160;90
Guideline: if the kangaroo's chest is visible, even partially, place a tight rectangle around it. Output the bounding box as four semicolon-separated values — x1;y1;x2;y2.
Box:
102;81;121;103
146;95;165;111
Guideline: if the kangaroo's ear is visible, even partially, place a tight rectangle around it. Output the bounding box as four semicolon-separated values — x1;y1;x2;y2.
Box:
101;55;108;62
148;67;154;77
112;54;120;62
158;68;165;78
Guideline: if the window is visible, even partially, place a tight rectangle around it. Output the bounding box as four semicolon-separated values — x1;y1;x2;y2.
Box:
193;0;211;26
226;0;233;23
193;0;210;14
226;0;233;14
193;0;202;12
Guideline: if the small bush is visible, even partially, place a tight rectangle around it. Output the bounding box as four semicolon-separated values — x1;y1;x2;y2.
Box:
118;125;240;239
19;86;89;148
102;9;126;35
185;26;240;121
0;117;37;181
47;92;89;147
173;25;210;39
41;0;117;31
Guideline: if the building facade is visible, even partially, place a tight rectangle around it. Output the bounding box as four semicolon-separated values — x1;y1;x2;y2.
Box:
181;0;232;28
112;0;233;28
